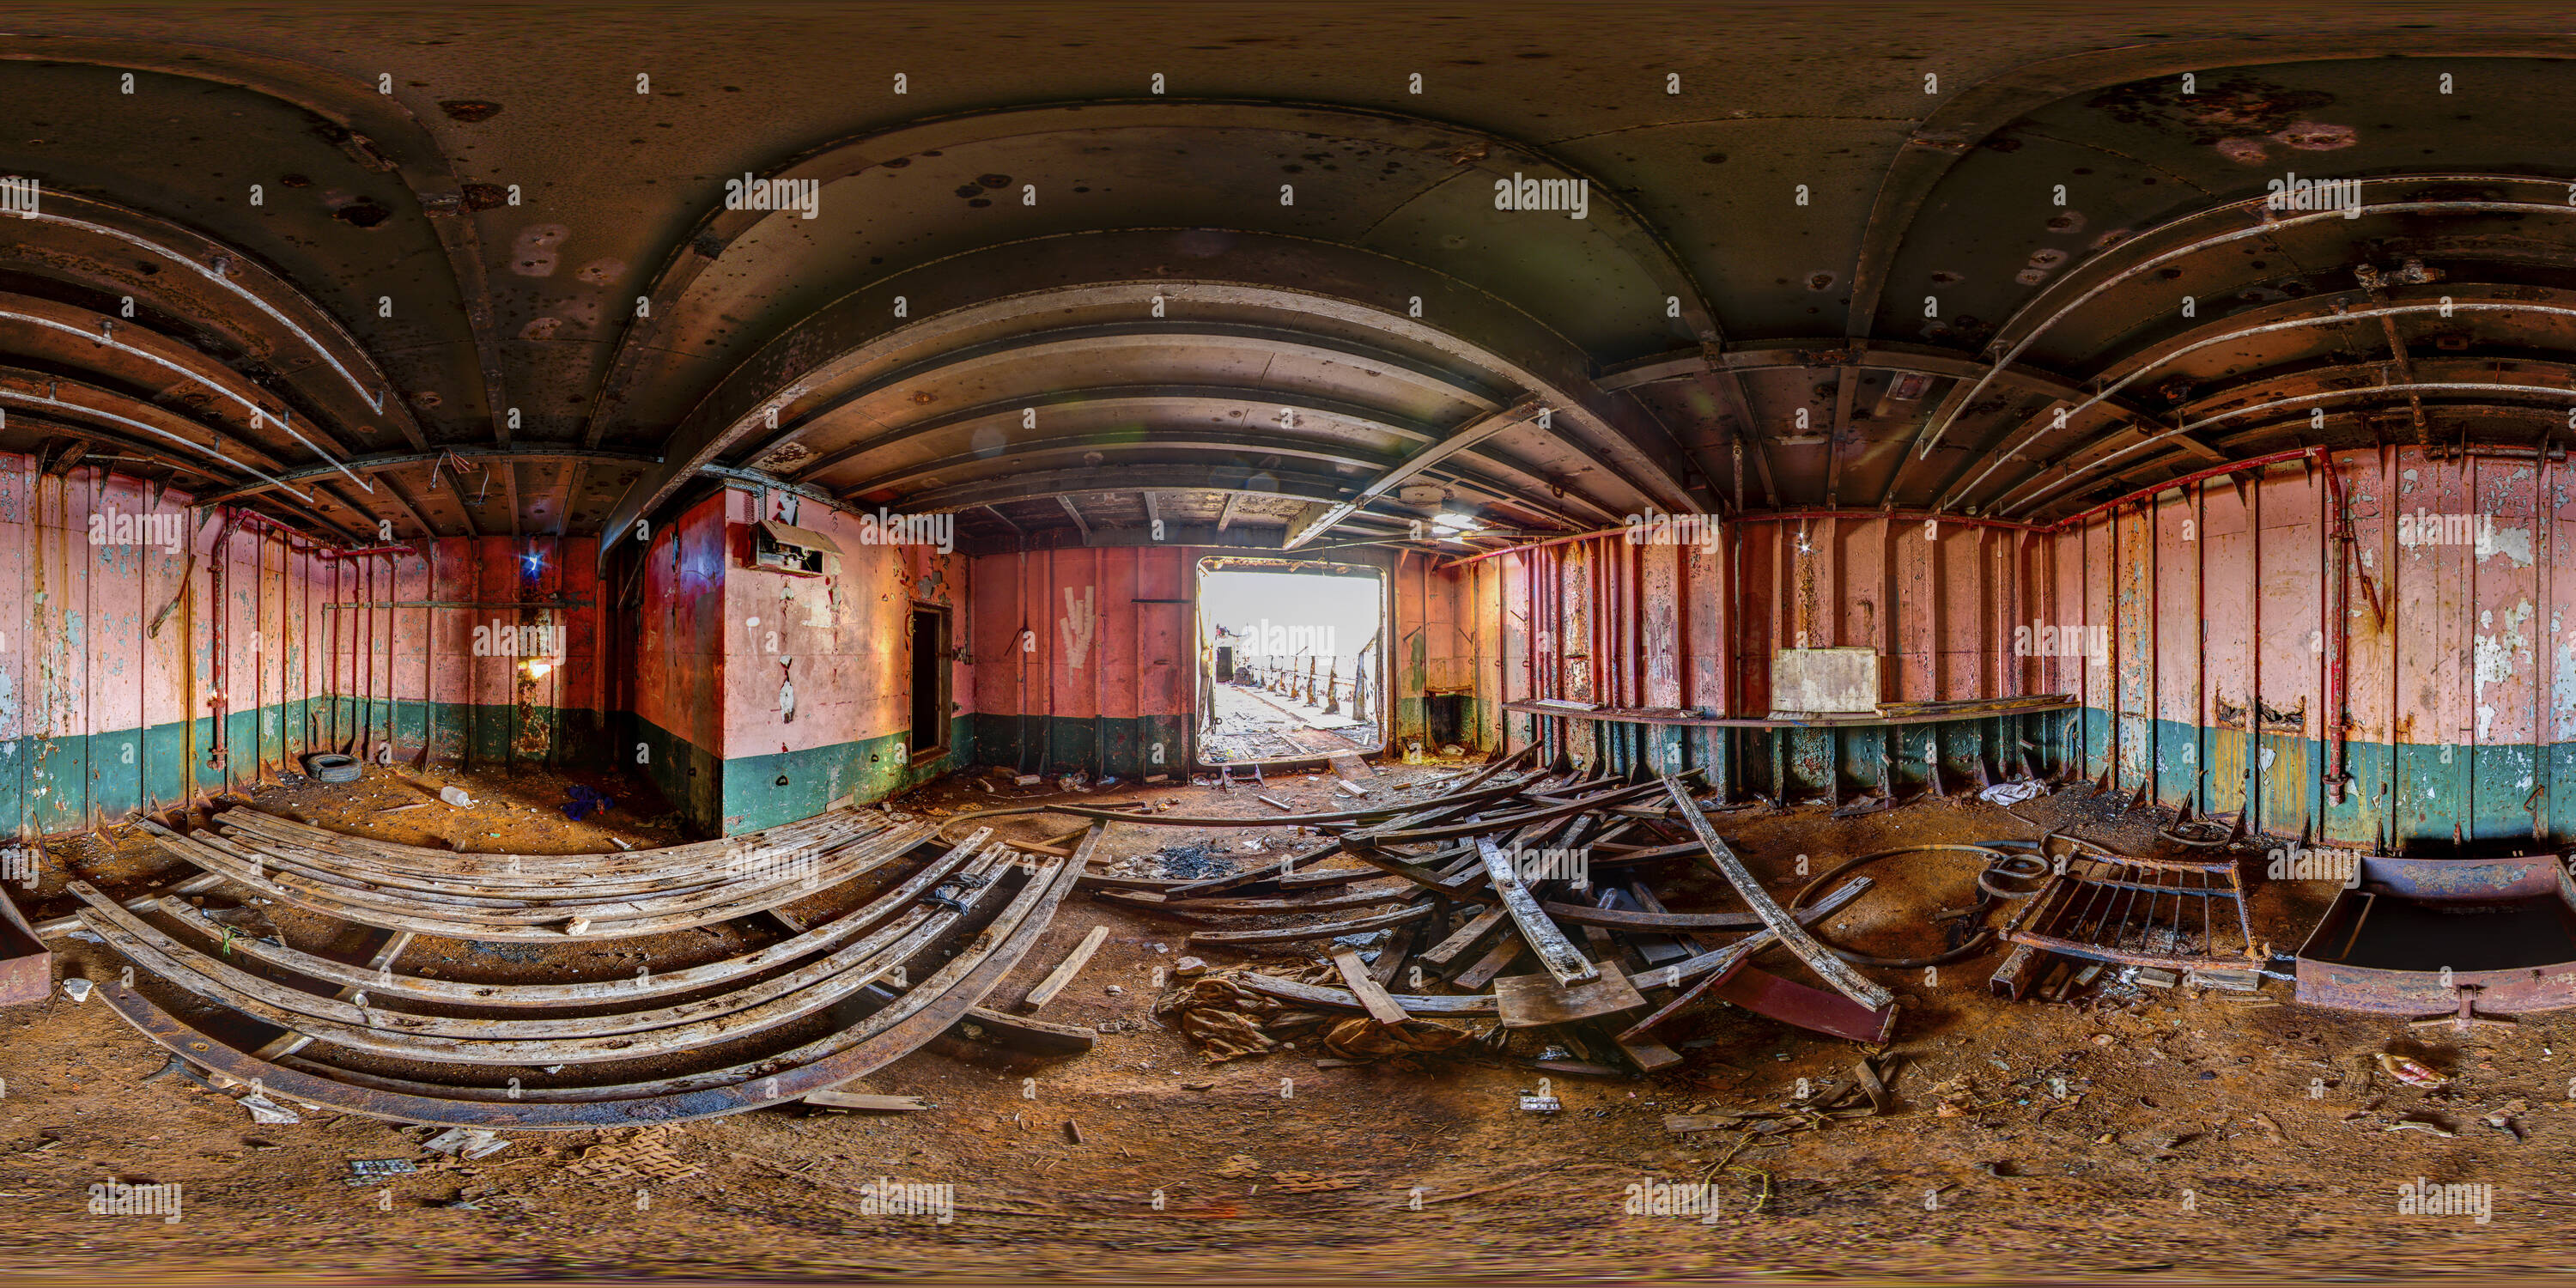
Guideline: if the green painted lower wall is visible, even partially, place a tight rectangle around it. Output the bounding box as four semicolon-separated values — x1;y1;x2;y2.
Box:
2071;707;2576;848
624;714;975;836
3;698;617;839
970;714;1192;781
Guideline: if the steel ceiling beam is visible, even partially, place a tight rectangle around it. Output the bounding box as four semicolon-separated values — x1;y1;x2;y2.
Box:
595;241;1692;566
1899;181;2576;477
191;447;660;507
1280;396;1540;550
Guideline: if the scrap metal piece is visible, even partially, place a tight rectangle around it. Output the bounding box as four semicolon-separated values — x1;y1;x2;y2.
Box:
2001;846;2258;972
2406;986;2518;1035
1659;775;1893;1011
0;884;50;1005
2293;855;2576;1017
1708;964;1899;1045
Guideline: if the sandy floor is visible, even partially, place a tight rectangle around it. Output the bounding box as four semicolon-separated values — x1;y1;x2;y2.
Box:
1;761;2569;1284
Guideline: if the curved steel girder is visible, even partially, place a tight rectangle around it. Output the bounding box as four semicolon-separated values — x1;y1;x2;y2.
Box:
0;295;443;540
835;424;1585;531
0;364;386;538
1603;337;2169;432
1603;337;2174;512
0;290;386;501
1;411;231;485
899;462;1422;521
0;403;364;544
194;447;662;508
789;381;1611;524
580;97;1730;452
875;319;1511;408
1903;179;2575;475
4;189;431;453
0;35;504;444
1843;23;2576;336
598;233;1696;566
1941;285;2576;512
749;322;1514;471
2003;377;2576;517
785;383;1445;480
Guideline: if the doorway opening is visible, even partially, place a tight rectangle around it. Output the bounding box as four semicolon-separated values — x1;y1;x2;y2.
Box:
1195;556;1385;768
908;605;950;761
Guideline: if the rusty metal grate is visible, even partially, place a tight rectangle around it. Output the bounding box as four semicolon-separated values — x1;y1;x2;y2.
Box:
2002;850;2259;972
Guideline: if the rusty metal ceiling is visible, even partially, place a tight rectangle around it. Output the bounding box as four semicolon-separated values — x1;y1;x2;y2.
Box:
0;6;2570;556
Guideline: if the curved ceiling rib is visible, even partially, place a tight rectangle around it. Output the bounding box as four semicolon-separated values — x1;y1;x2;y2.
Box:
594;232;1698;564
1902;177;2576;470
1942;289;2576;513
12;22;2576;543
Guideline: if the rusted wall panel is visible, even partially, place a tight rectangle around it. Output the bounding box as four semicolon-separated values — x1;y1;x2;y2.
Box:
2039;449;2575;849
0;458;360;835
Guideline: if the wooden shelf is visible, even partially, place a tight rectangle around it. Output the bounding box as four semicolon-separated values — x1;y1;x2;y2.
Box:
1503;696;2075;731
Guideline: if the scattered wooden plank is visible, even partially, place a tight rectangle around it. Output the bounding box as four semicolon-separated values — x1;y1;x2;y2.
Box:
1613;1030;1683;1072
1370;907;1429;989
1453;934;1525;990
1473;837;1595;987
1019;925;1112;1013
1616;936;1763;1043
1182;902;1435;946
1492;961;1647;1029
1660;775;1893;1012
1258;795;1297;812
1664;1114;1747;1134
1419;904;1510;968
1228;971;1497;1016
805;1091;933;1112
1328;949;1411;1027
945;1004;1097;1055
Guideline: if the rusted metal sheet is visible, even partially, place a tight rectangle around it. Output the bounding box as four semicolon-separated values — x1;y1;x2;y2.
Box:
2356;854;2560;903
0;884;48;1005
2295;872;2576;1018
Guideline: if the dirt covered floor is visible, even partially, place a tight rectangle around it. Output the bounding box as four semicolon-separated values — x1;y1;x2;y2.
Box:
2;760;2573;1285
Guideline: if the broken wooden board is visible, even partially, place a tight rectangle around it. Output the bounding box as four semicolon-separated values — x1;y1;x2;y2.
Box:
1612;1030;1683;1072
1474;837;1595;987
1419;904;1509;968
950;1007;1097;1055
1020;924;1112;1013
805;1091;933;1112
1229;971;1498;1016
1328;949;1412;1026
1451;935;1526;990
1182;902;1435;946
1660;775;1893;1012
1663;1114;1751;1134
1492;960;1647;1029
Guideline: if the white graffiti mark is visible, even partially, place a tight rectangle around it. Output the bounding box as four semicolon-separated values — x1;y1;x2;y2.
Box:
1059;586;1098;671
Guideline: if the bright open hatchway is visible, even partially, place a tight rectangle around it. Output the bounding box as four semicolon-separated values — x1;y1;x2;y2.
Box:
1194;557;1385;768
